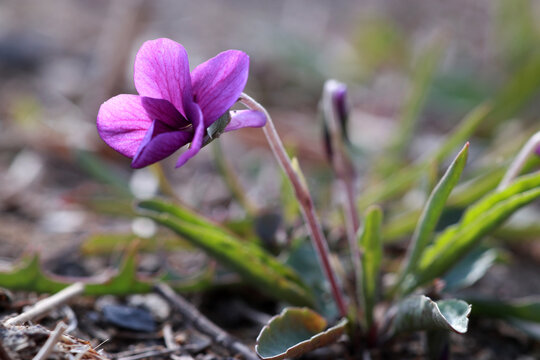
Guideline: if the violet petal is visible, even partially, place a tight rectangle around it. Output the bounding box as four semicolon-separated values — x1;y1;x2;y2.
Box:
131;119;192;169
224;110;266;132
175;102;204;168
141;97;189;128
134;38;192;117
97;94;155;158
191;50;249;127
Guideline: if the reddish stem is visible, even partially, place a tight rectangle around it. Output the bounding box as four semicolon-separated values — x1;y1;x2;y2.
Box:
239;93;348;318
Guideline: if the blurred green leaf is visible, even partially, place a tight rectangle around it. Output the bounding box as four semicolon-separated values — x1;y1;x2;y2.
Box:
468;297;540;323
442;246;498;291
389;295;471;335
387;40;442;166
430;72;492;113
488;51;540;128
358;164;422;210
75;150;131;196
138;199;314;306
432;103;491;164
383;156;540;243
351;17;407;77
460;172;540;226
507;319;540;340
0;254;66;293
256;307;347;360
494;221;540;241
358;205;383;327
85;196;135;217
212;141;257;216
139;198;223;229
382;208;420;242
0;251;214;296
81;233;193;255
85;251;152;295
395;144;468;294
496;0;539;65
359;102;490;212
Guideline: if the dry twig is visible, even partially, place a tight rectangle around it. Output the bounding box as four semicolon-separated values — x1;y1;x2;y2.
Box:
4;282;84;326
155;283;258;360
32;321;67;360
163;323;187;360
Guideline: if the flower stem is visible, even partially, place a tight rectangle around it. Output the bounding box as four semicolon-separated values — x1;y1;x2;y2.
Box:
239;92;348;318
498;131;540;190
321;80;362;312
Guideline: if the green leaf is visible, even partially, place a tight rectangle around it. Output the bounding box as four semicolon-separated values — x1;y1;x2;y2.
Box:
285;240;338;319
467;297;540;323
413;184;540;290
381;158;540;243
442;246;498;291
394;143;469;293
256;307;348;360
138;199;314;306
85;251;152;295
0;251;215;296
358;205;383;327
0;254;67;293
460;172;540;226
389;295;471;335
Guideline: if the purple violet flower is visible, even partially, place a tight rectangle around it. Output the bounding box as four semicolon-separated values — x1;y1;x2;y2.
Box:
97;38;266;168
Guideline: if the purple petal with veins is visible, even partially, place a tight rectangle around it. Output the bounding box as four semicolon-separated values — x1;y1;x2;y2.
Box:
191;50;249;126
134;39;192;117
97;95;155;158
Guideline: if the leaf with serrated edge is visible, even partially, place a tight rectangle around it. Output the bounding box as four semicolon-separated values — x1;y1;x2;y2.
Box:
390;295;471;335
256;307;348;360
0;251;215;296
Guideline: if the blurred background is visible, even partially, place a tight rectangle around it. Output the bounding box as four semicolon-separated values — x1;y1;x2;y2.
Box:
1;0;540;260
